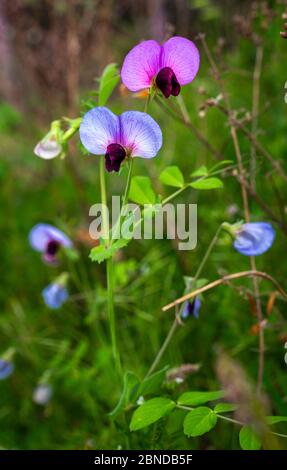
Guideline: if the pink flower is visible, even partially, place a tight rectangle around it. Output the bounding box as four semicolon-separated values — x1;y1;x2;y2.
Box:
121;36;200;98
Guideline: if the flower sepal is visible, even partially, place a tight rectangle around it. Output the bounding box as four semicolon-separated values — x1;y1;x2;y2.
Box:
222;221;244;240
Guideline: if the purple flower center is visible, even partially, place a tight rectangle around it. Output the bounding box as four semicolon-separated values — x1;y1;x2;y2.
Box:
46;240;60;256
155;67;181;98
105;143;126;172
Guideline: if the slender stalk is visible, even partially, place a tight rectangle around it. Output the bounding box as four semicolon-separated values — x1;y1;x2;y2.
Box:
107;256;122;374
155;96;224;160
99;158;122;375
122;158;134;208
250;46;263;191
145;319;178;378
99;158;109;242
145;224;223;378
111;158;134;242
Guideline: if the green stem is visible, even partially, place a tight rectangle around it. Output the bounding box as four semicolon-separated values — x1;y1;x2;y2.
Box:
99;158;122;375
122;158;134;208
145;319;178;378
107;256;122;374
145;224;223;378
100;158;109;242
112;158;134;242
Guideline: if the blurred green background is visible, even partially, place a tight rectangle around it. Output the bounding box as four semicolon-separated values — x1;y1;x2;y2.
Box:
0;0;287;450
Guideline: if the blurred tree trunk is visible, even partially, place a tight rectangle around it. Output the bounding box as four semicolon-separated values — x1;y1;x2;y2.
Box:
66;0;80;116
0;2;18;106
148;0;166;41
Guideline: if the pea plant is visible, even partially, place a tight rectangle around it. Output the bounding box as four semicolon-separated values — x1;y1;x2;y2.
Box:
4;25;286;450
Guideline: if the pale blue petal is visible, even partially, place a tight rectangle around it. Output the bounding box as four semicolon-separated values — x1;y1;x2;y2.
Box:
42;283;69;309
79;107;119;155
234;222;275;256
29;224;72;252
0;360;14;380
119;111;162;159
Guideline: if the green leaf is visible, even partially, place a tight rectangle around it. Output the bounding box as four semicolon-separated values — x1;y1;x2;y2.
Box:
214;403;238;414
178;390;225;406
89;238;130;264
109;371;139;418
266;416;287;425
183;407;218;437
130;397;176;431
190;177;223;190
209;160;233;173
190;165;208;178
129;176;156;205
183;277;208;291
98;63;120;106
136;366;169;398
239;426;261;450
159;166;184;188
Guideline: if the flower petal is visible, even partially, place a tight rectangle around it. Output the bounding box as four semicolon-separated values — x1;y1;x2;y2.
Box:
79;107;119;154
42;283;69;309
29;224;72;252
233;222;275;256
119;111;162;159
121;40;161;91
33;384;53;405
0;360;14;380
34;140;62;160
161;36;200;85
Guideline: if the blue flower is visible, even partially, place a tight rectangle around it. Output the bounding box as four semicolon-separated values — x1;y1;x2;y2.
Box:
42;283;69;309
79;107;162;172
29;224;72;264
0;359;14;380
33;383;53;405
233;222;275;256
181;297;201;320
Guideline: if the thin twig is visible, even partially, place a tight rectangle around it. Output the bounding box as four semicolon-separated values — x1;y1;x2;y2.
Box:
162;270;287;311
250;46;263;191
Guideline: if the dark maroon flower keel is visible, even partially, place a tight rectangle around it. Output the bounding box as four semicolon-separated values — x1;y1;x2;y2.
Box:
46;240;60;257
105;143;126;172
155;67;181;98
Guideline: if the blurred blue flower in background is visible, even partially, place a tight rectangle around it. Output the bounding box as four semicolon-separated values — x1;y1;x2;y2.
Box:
0;359;14;380
29;223;72;264
42;282;68;309
233;222;275;256
181;297;201;320
33;383;53;405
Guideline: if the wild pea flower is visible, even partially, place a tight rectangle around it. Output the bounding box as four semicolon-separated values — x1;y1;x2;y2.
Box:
29;223;72;264
34;120;62;160
33;383;53;405
0;359;14;380
121;36;200;98
181;297;201;320
79;107;162;172
232;222;275;256
42;274;69;309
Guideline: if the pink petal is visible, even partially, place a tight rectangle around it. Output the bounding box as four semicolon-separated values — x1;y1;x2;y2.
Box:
121;40;161;92
161;36;200;85
79;107;119;154
119;111;162;159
